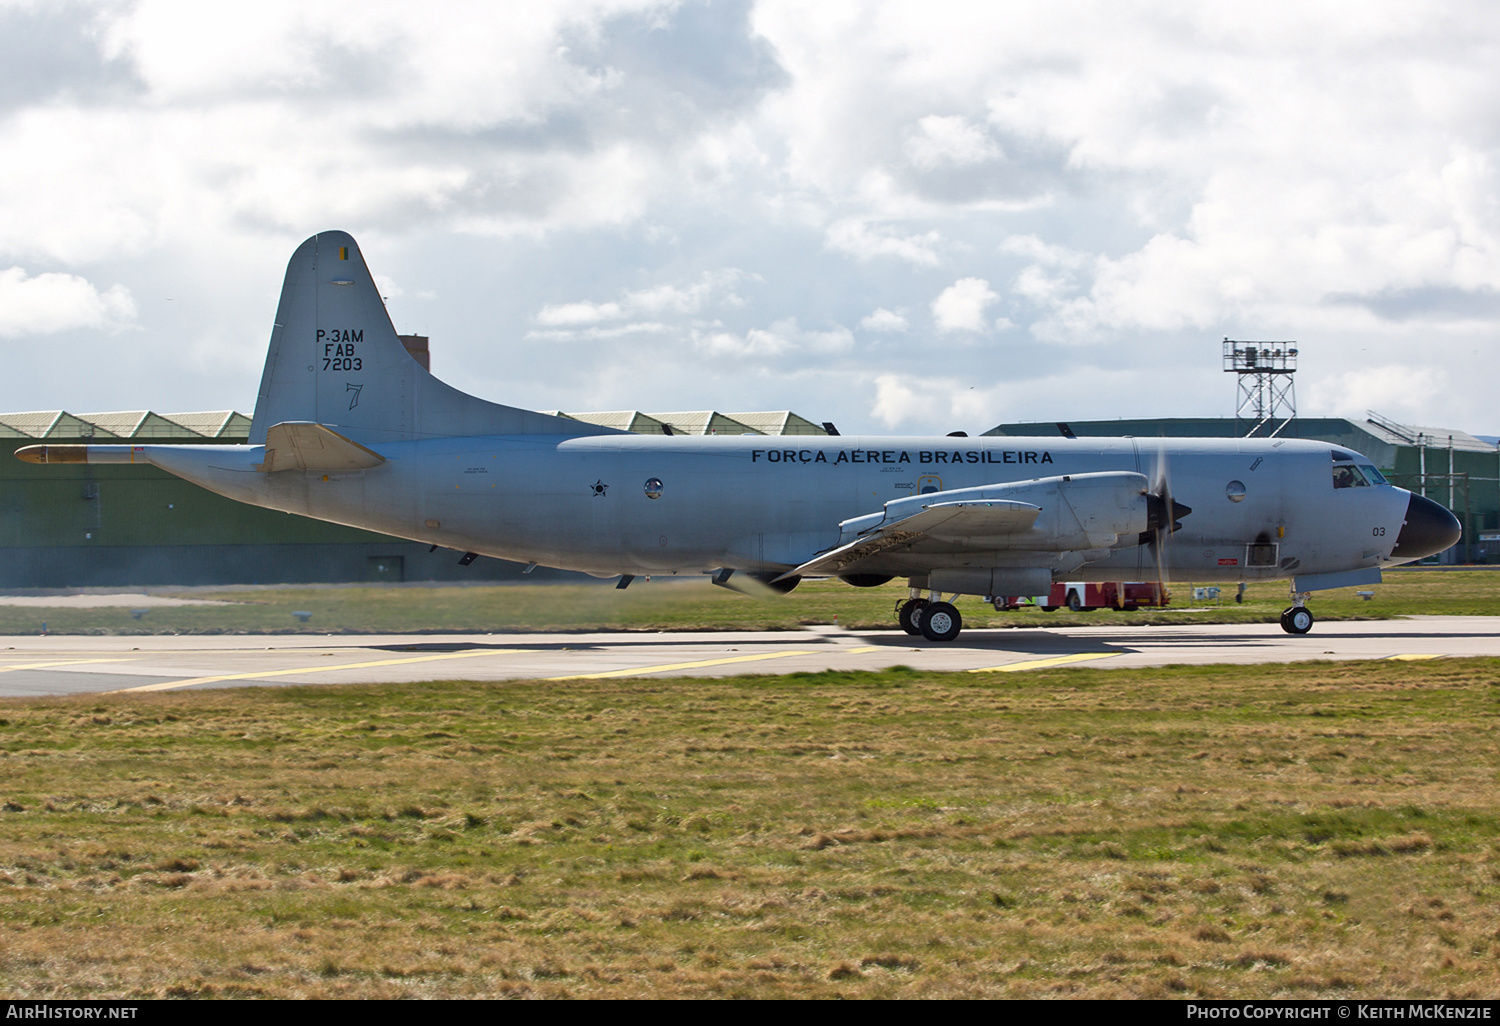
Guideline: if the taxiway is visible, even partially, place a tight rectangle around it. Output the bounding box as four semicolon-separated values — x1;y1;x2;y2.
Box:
0;616;1496;698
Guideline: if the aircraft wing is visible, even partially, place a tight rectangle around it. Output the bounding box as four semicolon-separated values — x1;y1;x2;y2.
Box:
785;499;1041;577
255;422;386;472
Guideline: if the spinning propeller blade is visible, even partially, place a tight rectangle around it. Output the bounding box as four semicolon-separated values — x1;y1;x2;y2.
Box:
1139;444;1192;586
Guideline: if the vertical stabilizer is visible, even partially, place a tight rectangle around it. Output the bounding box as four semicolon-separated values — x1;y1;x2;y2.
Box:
249;231;617;445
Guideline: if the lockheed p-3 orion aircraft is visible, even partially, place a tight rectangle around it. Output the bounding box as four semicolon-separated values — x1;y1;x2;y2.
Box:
17;232;1461;642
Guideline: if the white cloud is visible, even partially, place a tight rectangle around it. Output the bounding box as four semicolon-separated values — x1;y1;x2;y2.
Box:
860;307;908;332
1303;364;1450;423
906;115;1002;171
0;268;136;335
1;1;1499;434
535;270;749;327
824;219;942;266
693;318;853;359
870;371;1003;430
526;322;669;340
932;277;999;332
870;372;921;428
535;300;627;327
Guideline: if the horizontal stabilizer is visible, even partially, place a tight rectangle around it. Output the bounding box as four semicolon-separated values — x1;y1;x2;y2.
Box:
15;444;141;465
784;499;1040;579
255;422;385;473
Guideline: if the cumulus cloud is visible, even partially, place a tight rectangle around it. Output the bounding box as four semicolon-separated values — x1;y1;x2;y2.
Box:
905;115;1003;171
824;219;942;266
694;317;853;359
1;1;1499;433
534;270;750;328
0;268;136;336
870;372;1004;430
932;277;1000;332
860;307;908;332
1303;365;1451;424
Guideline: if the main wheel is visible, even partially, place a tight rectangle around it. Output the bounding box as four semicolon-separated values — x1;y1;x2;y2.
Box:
920;601;962;642
898;598;928;636
1281;606;1314;634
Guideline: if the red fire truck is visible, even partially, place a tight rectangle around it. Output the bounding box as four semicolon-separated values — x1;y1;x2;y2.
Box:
992;581;1170;612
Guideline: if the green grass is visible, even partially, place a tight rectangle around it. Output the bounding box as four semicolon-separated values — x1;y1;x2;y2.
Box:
1;659;1499;997
4;566;1499;636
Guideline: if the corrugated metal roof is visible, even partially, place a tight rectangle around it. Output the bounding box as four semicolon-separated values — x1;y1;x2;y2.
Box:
161;411;252;438
559;411;672;434
1362;420;1496;453
723;411;829;436
651;411;760;435
0;411;125;438
77;411;208;439
0;411;253;440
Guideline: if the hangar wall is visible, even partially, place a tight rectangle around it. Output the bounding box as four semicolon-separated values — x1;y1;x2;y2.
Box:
0;434;576;589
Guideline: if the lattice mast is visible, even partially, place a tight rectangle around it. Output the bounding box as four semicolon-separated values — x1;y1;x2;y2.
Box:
1223;339;1298;438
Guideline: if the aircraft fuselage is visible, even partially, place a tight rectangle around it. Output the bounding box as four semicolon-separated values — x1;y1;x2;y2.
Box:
142;432;1414;584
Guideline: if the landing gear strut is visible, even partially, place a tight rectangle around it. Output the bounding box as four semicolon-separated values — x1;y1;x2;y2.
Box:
1280;590;1314;635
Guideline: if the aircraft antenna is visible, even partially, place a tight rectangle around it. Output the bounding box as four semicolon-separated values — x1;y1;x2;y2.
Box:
1223;338;1298;438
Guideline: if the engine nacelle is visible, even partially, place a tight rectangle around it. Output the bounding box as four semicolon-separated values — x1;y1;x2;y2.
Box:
840;471;1151;552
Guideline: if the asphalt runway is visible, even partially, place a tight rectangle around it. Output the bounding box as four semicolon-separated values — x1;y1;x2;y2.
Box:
0;615;1497;698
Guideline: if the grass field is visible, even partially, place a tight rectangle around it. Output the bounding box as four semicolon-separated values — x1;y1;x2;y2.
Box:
1;658;1498;998
3;566;1499;636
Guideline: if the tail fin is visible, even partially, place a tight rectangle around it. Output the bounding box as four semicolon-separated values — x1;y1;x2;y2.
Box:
248;231;616;445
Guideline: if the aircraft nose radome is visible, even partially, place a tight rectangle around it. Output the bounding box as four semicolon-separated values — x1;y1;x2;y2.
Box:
1391;492;1462;560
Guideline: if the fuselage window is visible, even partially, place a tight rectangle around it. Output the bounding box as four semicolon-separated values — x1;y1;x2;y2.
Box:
1333;465;1370;489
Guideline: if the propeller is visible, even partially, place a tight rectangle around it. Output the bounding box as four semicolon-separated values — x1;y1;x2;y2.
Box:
1138;445;1192;590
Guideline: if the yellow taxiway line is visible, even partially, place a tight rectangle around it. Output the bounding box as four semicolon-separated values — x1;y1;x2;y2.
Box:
548;649;818;680
0;658;128;673
109;649;534;694
969;652;1118;673
1384;653;1442;661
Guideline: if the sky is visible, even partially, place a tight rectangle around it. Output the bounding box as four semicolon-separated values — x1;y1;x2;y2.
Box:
1;0;1498;436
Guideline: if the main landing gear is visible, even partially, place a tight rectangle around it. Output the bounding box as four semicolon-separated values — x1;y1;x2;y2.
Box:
1280;590;1314;635
896;591;963;642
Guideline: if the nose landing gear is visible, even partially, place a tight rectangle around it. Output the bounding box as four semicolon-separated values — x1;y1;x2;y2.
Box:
1280;590;1314;634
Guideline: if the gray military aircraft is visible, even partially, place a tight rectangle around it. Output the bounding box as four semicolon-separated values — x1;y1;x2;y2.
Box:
17;231;1460;642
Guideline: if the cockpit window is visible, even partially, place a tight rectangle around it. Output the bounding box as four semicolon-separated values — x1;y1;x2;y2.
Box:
1360;465;1387;485
1333;465;1370;489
